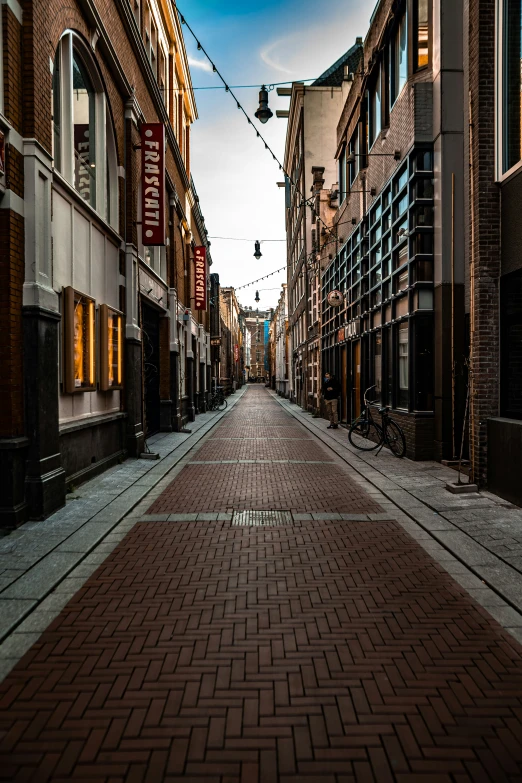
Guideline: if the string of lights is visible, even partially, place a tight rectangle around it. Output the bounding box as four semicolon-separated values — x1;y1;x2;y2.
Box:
208;236;286;242
175;78;319;91
236;267;287;290
177;6;289;178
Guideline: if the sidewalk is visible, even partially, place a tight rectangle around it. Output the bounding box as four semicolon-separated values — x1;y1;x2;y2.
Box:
1;386;522;781
272;393;522;641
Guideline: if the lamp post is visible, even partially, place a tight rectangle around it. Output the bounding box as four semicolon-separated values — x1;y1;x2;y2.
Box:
255;86;273;124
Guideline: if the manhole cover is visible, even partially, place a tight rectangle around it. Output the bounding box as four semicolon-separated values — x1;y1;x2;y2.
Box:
231;510;292;526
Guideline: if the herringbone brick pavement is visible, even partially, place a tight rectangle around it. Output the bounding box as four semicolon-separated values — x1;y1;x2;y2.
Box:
1;387;522;782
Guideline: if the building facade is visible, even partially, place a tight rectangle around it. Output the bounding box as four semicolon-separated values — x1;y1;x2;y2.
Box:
465;0;522;504
243;308;271;382
0;0;212;526
321;0;465;461
281;43;362;414
271;285;290;397
219;287;242;393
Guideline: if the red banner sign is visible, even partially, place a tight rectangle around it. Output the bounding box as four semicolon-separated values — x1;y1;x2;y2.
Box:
194;246;207;310
141;123;165;246
234;344;239;363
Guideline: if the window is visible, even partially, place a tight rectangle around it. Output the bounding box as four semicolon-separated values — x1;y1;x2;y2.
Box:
500;269;522;419
390;12;408;107
73;53;96;207
63;287;96;393
415;0;429;69
414;317;433;410
500;0;522;173
369;66;382;147
52;33;118;227
349;128;359;185
398;321;409;408
339;144;346;203
133;0;140;28
100;305;123;390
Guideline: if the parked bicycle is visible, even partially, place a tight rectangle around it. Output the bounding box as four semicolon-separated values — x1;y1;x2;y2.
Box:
208;386;227;412
348;385;406;458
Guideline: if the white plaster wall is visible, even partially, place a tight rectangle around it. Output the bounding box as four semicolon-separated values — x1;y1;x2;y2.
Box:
53;187;121;424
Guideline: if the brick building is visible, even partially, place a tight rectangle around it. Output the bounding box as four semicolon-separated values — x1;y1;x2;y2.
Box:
280;43;362;414
243;308;271;382
320;0;466;461
0;0;213;526
464;0;522;504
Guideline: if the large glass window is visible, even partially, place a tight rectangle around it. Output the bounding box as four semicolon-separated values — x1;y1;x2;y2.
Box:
52;33;118;227
501;269;522;418
73;53;96;207
501;0;522;173
398;321;409;408
414;317;433;410
390;12;408;107
374;332;382;402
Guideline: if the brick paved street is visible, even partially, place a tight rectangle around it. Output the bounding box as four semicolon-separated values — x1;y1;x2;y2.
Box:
1;388;522;781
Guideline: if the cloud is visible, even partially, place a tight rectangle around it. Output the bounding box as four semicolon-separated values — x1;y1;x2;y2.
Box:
260;38;296;74
187;56;213;72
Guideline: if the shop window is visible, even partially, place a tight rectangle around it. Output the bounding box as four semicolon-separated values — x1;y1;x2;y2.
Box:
500;269;522;419
63;287;96;393
52;33;118;227
499;0;522;174
414;317;434;410
398;321;409;408
390;12;408;107
385;327;393;405
414;0;429;70
100;305;123;390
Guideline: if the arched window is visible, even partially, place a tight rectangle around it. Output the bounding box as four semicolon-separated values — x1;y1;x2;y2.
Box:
52;32;117;227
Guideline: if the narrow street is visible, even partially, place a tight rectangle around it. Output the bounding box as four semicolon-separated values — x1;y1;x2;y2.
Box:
1;386;522;782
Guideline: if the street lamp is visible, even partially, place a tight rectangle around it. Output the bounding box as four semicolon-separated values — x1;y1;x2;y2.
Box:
254;241;262;260
255;86;273;124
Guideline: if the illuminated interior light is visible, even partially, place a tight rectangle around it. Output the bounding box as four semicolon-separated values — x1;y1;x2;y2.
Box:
117;316;122;385
89;301;95;386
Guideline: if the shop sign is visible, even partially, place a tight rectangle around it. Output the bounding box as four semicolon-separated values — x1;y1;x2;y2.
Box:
141;123;165;246
194;246;207;310
327;290;344;308
234;344;239;362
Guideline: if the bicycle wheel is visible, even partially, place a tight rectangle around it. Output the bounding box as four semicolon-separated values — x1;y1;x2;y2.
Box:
348;419;382;451
385;420;406;458
208;397;216;411
216;398;227;411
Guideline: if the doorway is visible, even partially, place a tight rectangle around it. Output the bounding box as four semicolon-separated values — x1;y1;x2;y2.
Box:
141;302;160;436
352;341;361;420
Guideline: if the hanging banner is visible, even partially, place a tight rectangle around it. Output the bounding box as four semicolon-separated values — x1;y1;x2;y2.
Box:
141;123;165;246
194;246;207;310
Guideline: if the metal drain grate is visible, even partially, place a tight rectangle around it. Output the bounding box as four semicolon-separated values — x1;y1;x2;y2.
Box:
231;510;293;526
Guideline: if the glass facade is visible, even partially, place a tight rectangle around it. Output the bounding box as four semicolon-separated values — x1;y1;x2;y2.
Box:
322;146;434;419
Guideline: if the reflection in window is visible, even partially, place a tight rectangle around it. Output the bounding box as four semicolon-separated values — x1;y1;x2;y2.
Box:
502;0;522;173
73;53;96;207
416;0;429;69
391;13;408;106
398;321;409;407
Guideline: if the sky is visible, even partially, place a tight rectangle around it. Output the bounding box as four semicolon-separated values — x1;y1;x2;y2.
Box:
184;0;373;311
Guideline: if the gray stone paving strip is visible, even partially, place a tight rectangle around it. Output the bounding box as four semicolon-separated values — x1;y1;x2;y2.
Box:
0;389;247;646
271;393;522;644
187;459;335;465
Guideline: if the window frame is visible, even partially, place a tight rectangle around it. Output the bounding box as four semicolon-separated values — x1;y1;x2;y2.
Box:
52;32;118;229
496;0;522;179
390;10;408;110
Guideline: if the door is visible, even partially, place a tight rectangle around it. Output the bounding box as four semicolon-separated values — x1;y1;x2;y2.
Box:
142;303;161;436
352;341;361;420
341;347;348;423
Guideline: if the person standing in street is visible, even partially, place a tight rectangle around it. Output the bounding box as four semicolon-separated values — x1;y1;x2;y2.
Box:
321;372;340;429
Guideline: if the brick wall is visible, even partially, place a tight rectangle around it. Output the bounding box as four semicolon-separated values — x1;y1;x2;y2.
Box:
467;0;501;485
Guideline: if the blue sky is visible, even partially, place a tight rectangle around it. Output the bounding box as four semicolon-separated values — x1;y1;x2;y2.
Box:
184;0;372;311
